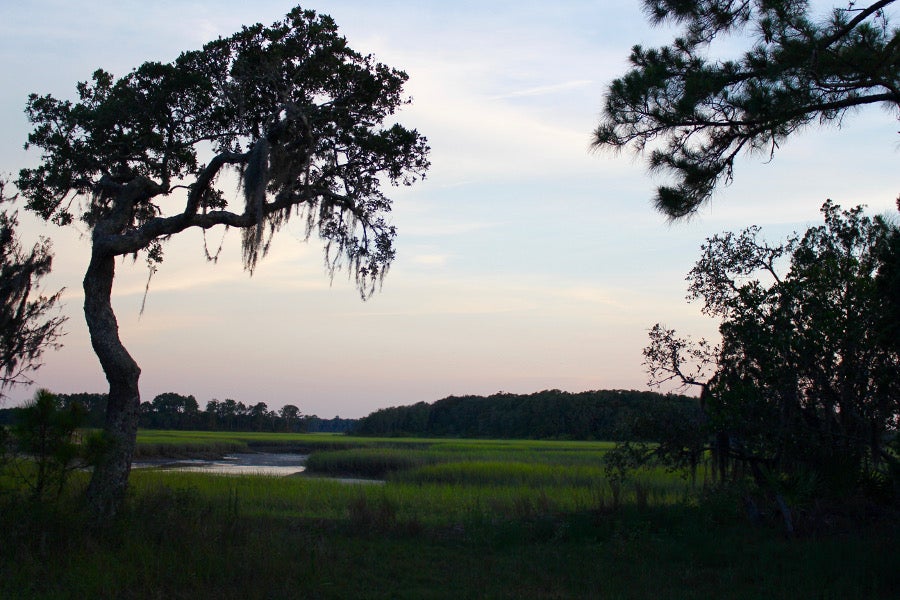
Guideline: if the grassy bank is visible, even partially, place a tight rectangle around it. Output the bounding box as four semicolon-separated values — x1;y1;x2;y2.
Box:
2;433;897;598
133;430;372;458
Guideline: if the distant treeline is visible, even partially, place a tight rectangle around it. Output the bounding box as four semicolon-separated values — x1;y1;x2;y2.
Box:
351;389;702;441
0;392;357;434
1;389;701;441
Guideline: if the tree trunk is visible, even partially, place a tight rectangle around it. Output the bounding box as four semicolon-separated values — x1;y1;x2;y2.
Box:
83;249;141;519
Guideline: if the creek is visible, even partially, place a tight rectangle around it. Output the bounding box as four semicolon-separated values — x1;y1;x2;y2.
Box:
134;452;308;476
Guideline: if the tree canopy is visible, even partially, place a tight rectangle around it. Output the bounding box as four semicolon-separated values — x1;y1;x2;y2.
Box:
641;202;900;504
593;0;899;217
17;6;429;517
352;389;700;440
19;7;429;286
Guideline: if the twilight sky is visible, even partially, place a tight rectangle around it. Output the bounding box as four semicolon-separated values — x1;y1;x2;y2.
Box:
1;0;897;417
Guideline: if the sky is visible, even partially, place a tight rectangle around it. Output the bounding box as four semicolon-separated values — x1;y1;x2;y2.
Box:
0;0;897;418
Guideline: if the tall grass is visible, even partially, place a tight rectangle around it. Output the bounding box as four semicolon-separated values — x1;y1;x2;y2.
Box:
3;434;897;598
299;437;690;510
133;430;440;459
303;439;612;474
135;430;355;457
5;466;896;599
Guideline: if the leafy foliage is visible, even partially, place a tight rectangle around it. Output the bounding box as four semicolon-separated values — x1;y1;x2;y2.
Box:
18;6;430;290
593;0;900;217
8;389;87;502
641;202;900;499
875;198;900;353
0;181;65;396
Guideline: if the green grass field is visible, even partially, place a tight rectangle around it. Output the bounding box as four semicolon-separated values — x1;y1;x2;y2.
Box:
133;429;377;457
2;431;897;599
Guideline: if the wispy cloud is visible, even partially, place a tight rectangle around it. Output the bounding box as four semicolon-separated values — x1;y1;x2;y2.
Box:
489;79;594;100
3;0;894;415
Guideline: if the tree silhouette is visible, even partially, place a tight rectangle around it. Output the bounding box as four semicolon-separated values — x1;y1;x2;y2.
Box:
593;0;899;217
17;7;429;517
643;202;900;502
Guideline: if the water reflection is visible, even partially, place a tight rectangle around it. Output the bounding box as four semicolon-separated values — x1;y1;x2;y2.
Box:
136;453;307;476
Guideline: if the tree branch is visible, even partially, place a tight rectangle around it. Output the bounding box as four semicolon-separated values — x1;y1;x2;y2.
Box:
819;0;896;50
98;183;328;257
183;151;248;217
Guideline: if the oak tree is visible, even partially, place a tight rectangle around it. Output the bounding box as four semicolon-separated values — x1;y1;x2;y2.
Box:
643;202;900;502
18;7;429;517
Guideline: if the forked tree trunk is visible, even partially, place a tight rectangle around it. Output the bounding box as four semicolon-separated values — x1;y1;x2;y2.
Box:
83;249;141;519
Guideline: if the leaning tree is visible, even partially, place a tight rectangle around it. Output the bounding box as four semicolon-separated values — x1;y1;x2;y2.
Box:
593;0;899;218
17;7;430;517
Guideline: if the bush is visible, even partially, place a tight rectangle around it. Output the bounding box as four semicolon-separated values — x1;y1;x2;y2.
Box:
8;389;87;501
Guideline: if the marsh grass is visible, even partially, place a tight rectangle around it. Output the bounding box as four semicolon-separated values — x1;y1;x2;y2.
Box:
2;433;897;598
304;447;439;477
133;430;378;458
302;438;613;474
301;437;690;511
